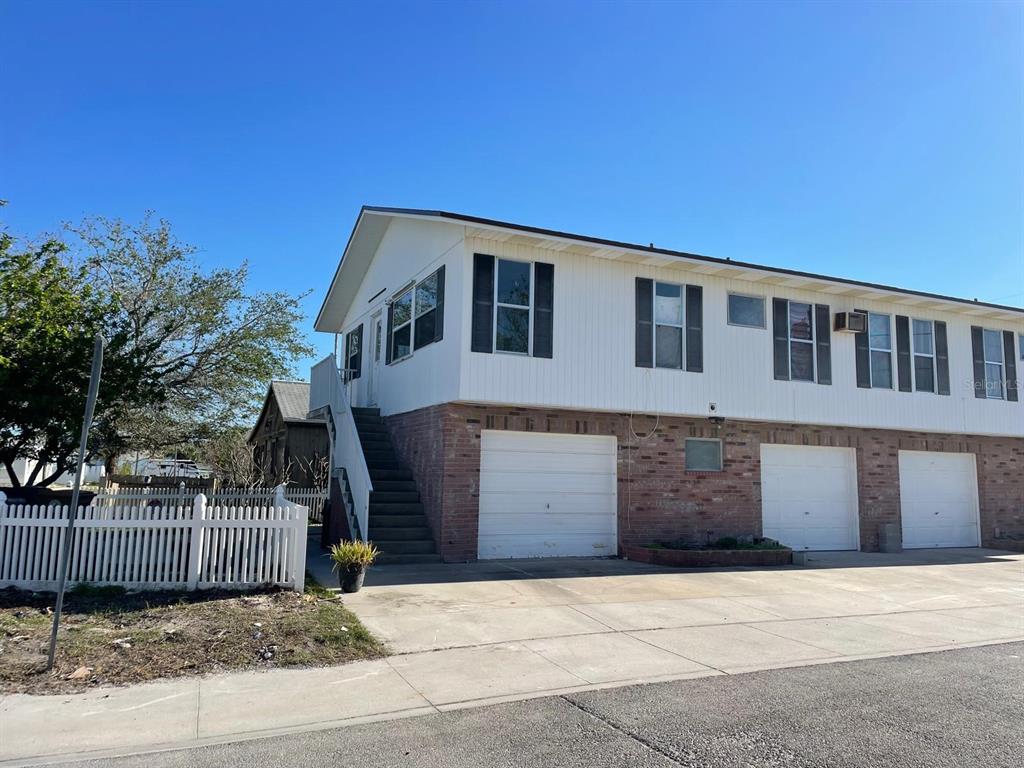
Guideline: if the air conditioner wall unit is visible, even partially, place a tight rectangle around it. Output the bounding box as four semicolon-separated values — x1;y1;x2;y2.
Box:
834;311;868;333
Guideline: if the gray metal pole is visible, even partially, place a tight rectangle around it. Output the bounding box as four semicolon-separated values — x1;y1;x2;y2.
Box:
46;334;105;671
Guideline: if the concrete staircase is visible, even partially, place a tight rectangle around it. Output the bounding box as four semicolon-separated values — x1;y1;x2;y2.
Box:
352;407;441;565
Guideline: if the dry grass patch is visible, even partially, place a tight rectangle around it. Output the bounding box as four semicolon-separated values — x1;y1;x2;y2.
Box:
0;575;385;694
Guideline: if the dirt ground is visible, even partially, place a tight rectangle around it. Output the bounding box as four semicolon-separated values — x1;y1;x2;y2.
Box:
0;577;385;694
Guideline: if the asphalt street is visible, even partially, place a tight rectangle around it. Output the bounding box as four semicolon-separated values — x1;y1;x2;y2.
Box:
55;642;1024;768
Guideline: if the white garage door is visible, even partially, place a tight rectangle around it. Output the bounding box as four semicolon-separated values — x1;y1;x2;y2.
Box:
478;431;618;559
761;445;860;551
899;451;980;549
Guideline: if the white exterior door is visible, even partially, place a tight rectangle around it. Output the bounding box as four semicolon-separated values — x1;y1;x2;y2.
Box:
367;313;383;406
760;445;860;551
478;431;618;559
899;451;980;548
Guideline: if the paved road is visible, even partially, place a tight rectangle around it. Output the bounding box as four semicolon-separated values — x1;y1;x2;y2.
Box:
57;643;1024;768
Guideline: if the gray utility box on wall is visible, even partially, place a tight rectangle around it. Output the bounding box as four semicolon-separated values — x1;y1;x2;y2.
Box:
878;522;903;553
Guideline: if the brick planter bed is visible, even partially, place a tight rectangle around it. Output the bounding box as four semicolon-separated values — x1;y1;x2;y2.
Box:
623;544;793;568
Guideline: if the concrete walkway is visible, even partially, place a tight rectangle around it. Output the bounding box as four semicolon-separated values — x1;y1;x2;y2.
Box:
2;546;1022;765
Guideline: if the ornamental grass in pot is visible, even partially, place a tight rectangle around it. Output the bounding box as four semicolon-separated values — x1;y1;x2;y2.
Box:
329;540;380;593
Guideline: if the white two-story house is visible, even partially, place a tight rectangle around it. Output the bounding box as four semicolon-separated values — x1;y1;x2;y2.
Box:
309;206;1023;564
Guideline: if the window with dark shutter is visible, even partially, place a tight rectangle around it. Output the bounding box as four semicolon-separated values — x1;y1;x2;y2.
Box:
385;302;394;365
895;315;912;392
1003;330;1018;402
814;304;831;385
471;254;495;353
854;308;870;388
533;262;554;358
772;298;790;381
685;285;703;373
351;324;363;380
389;287;413;362
635;278;654;368
413;266;444;351
935;321;950;395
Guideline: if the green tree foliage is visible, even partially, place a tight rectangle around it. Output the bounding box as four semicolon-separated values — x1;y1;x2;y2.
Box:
0;210;314;486
0;228;155;486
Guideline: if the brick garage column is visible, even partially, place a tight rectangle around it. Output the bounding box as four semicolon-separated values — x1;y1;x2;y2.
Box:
855;433;901;552
438;405;482;562
977;437;1024;546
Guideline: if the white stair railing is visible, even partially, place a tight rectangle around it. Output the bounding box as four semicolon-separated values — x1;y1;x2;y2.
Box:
310;355;372;541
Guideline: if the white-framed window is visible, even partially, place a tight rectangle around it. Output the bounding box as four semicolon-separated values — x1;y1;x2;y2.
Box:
390;286;413;362
685;438;723;471
1018;332;1023;361
727;293;765;328
868;312;893;389
413;270;440;349
911;319;935;393
983;328;1005;400
787;301;815;382
654;281;685;369
494;258;532;354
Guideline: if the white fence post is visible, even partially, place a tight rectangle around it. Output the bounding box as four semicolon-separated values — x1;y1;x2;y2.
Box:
187;493;206;589
293;502;308;593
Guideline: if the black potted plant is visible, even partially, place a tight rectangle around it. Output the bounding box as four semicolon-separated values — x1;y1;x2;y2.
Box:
329;539;380;593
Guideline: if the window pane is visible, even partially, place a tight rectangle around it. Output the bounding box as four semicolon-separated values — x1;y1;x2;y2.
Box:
391;324;411;360
912;319;933;355
869;314;891;350
983;329;1003;363
728;294;764;327
914;355;935;393
414;308;436;349
655;324;683;369
985;363;1004;399
393;290;413;326
415;273;438;316
870;349;892;388
685;439;722;471
790;340;814;381
496;306;529;353
497;260;530;306
655;283;683;325
1019;333;1023;361
789;302;813;341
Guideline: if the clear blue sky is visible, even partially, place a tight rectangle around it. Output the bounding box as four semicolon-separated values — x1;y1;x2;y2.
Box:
3;0;1022;378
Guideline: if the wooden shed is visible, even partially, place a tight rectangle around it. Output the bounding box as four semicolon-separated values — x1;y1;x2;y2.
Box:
248;381;329;487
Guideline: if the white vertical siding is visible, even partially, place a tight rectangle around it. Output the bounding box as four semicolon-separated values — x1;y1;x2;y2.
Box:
337;218;466;416
457;237;1024;437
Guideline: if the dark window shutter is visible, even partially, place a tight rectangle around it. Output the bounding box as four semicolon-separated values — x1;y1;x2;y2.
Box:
385;302;394;365
635;278;653;368
971;326;985;399
533;262;554;358
772;298;790;380
434;265;445;343
685;285;703;373
814;304;831;385
1004;330;1019;402
935;321;950;395
895;315;911;392
351;324;363;380
854;308;870;388
471;254;495;353
343;332;353;380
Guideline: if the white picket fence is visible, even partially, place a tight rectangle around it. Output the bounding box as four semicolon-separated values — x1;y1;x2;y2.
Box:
89;485;328;524
0;486;308;592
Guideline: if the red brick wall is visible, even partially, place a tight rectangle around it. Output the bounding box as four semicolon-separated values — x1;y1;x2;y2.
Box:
387;403;1024;561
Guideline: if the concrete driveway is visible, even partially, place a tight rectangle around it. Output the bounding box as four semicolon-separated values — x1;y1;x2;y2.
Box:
313;548;1024;699
3;549;1021;765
